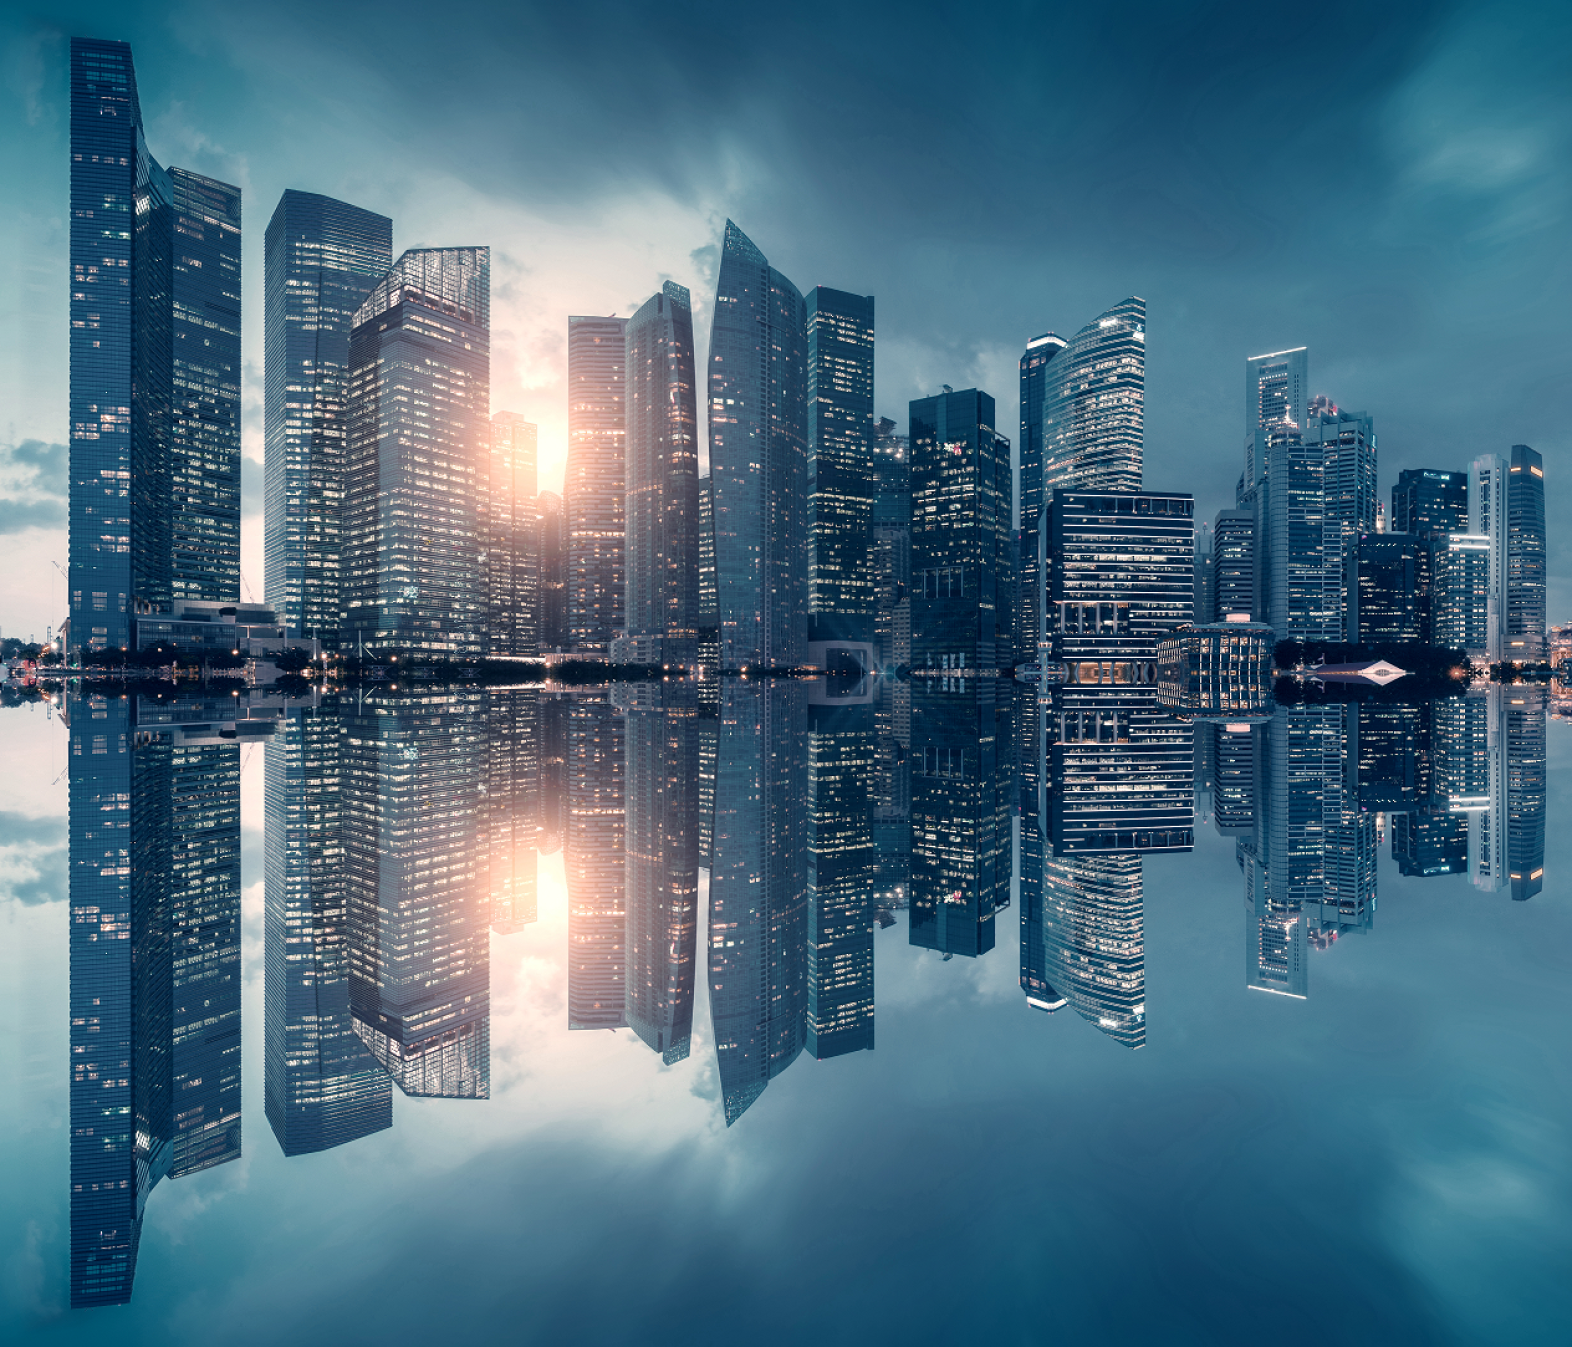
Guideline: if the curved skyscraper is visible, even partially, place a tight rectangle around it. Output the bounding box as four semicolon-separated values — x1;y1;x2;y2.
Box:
1041;297;1145;493
625;283;699;666
707;221;809;669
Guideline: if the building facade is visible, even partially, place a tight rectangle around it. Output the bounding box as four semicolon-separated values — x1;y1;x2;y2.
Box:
1041;298;1145;494
565;316;628;655
1018;333;1067;660
486;412;539;656
264;191;392;643
1391;468;1467;538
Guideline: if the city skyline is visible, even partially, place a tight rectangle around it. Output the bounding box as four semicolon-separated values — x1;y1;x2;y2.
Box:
5;4;1569;642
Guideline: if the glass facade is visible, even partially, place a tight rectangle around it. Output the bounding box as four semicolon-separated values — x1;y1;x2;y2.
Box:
263;191;392;642
565;316;628;655
342;247;490;657
566;694;626;1030
1212;507;1255;621
487;412;540;656
483;688;540;933
624;283;699;665
908;388;1013;673
1018;333;1065;661
707;221;809;668
1391;468;1467;539
537;489;567;651
1243;346;1308;491
870;419;911;671
806;287;876;645
1042;298;1145;494
1347;532;1421;643
1506;444;1546;661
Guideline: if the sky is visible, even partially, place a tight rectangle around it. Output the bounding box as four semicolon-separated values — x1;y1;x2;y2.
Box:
1;0;1569;640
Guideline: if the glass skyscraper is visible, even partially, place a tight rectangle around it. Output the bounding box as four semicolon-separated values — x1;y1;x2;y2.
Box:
1018;333;1066;661
1506;444;1546;661
69;39;242;657
806;286;876;651
567;694;627;1030
708;221;809;669
486;413;540;656
1041;298;1145;494
566;315;628;655
342;248;490;657
908;388;1013;673
1243;346;1308;494
870;419;912;672
1037;854;1147;1048
1391;468;1467;538
538;489;567;651
263;190;392;642
624;283;699;666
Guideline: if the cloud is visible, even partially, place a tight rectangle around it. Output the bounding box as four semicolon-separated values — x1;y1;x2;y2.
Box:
0;809;67;906
0;499;65;534
6;439;65;495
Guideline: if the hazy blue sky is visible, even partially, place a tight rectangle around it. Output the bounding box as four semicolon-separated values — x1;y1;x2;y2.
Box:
2;0;1569;637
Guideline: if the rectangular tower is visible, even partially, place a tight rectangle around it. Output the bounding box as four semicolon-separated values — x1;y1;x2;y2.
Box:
1506;444;1546;661
1391;468;1467;538
908;388;1013;673
566;316;628;655
1244;346;1308;491
487;412;539;656
1018;334;1066;662
264;192;392;643
806;287;876;650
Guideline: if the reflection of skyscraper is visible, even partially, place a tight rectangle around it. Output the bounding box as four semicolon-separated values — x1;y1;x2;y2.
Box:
69;38;244;658
68;693;264;1306
566;316;628;655
909;681;1009;958
265;700;391;1156
806;699;876;1058
537;693;567;856
709;682;808;1122
625;284;699;666
708;221;809;669
264;191;392;642
343;249;491;656
567;694;627;1029
345;694;489;1097
1470;684;1547;899
623;683;699;1062
1042;299;1145;494
483;688;540;932
1037;854;1145;1048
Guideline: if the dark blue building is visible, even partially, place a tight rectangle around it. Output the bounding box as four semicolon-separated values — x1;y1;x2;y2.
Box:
1017;334;1066;663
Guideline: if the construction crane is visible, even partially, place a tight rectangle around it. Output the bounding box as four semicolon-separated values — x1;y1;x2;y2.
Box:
242;574;259;603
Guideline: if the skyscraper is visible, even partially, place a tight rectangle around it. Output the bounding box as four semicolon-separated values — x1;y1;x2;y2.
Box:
342;248;490;657
623;682;699;1062
566;315;628;655
487;412;539;656
1212;508;1255;621
624;283;699;666
1243;346;1308;493
806;287;876;659
1506;444;1547;661
1346;532;1421;643
870;419;912;672
908;388;1013;673
697;476;719;672
1041;298;1145;493
537;490;567;652
264;700;391;1156
806;699;876;1058
345;693;489;1098
1391;468;1467;539
1018;333;1067;661
69;39;243;658
708;221;809;669
566;694;627;1029
264;191;392;643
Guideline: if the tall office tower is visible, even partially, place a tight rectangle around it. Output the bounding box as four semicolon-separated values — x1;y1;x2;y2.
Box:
263;191;392;642
483;688;540;932
1506;445;1546;661
1469;453;1508;660
1346;533;1421;643
1193;519;1214;630
623;682;700;1062
68;39;244;657
1041;298;1145;493
1264;405;1377;641
1391;468;1467;538
709;681;809;1123
265;701;391;1156
1432;533;1491;653
908;388;1013;673
345;693;489;1098
67;695;144;1304
806;287;876;657
696;476;720;674
566;694;627;1029
624;283;699;666
1212;508;1255;621
1018;333;1067;661
566;315;628;655
805;700;876;1059
343;248;490;657
487;413;539;656
537;490;567;651
1469;684;1547;898
1243;347;1308;492
537;694;567;855
871;419;911;671
708;221;810;668
909;681;1010;958
1034;854;1146;1048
